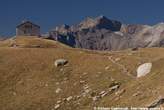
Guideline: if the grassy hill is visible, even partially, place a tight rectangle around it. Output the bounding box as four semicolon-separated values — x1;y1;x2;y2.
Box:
0;36;164;110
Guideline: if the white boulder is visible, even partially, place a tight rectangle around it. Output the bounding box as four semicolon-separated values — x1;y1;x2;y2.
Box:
54;104;60;109
66;96;73;101
137;63;152;78
55;88;62;94
54;59;68;67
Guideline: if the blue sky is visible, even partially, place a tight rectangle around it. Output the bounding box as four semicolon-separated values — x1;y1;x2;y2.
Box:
1;0;164;36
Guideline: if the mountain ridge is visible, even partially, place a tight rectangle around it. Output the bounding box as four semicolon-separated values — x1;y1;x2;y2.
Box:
47;15;164;51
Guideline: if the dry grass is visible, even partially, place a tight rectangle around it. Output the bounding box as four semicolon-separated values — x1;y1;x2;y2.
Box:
0;37;164;110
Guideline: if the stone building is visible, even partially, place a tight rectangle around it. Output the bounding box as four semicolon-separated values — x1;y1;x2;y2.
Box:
16;21;40;36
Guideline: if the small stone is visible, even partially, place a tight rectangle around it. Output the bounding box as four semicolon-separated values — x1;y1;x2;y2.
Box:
54;104;60;109
99;91;106;95
114;97;120;101
60;68;64;72
83;84;91;94
56;100;62;104
82;93;87;97
131;47;138;51
55;88;62;94
66;96;73;101
76;95;81;99
56;82;60;85
108;56;112;60
110;77;115;82
92;96;100;101
101;92;108;98
45;83;48;87
73;82;77;86
13;92;17;96
105;66;110;70
109;85;120;91
90;91;97;97
92;96;98;101
26;91;30;94
82;72;88;75
63;98;67;102
76;102;80;105
115;58;121;62
148;97;164;108
84;89;90;93
80;75;83;79
99;91;108;98
115;89;125;96
63;77;68;81
95;74;100;78
128;53;133;56
80;80;86;84
83;85;89;90
132;91;141;97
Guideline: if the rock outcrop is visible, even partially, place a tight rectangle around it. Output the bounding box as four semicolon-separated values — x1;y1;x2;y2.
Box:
148;98;164;108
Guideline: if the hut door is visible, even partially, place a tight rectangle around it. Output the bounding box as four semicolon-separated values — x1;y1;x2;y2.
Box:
25;25;32;35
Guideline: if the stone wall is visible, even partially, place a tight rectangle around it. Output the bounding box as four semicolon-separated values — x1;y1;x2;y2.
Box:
16;22;40;36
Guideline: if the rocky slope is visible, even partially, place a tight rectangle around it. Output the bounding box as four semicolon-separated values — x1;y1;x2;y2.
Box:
47;16;164;51
0;37;164;110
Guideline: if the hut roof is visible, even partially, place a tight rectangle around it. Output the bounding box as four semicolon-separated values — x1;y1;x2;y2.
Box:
16;21;40;28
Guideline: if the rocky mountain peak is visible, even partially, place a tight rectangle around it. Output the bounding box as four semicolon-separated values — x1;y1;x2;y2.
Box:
120;24;147;34
95;15;122;31
153;22;164;29
77;16;122;31
54;24;71;34
95;15;109;22
78;17;96;30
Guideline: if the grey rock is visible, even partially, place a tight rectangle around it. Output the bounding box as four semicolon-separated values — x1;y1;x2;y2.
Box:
82;72;88;75
148;98;164;108
54;104;60;109
56;100;62;104
55;88;62;94
92;96;100;101
45;83;48;87
99;91;106;96
76;95;81;99
131;47;138;51
115;89;125;96
13;92;17;96
66;96;73;101
132;91;141;97
109;85;120;91
99;91;108;98
105;66;110;70
80;80;86;84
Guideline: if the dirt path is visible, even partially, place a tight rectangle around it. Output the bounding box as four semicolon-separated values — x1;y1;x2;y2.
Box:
108;56;136;79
